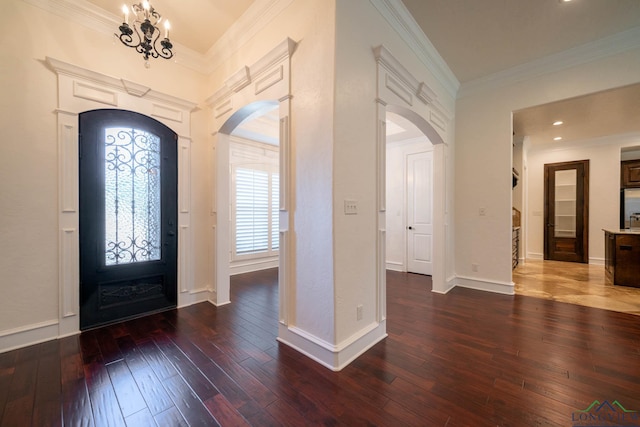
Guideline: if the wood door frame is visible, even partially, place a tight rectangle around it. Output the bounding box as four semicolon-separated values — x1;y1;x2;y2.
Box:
544;159;589;263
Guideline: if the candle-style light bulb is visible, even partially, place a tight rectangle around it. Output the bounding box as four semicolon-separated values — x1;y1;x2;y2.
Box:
164;20;170;39
121;5;129;24
142;1;150;19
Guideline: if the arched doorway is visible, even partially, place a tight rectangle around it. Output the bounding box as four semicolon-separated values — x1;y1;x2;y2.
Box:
213;101;280;306
385;111;434;276
207;39;296;336
47;57;196;339
374;45;452;326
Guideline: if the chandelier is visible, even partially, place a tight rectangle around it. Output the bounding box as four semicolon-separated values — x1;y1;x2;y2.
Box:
117;1;173;67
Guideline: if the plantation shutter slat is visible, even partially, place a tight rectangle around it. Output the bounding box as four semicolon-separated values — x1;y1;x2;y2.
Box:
235;167;279;257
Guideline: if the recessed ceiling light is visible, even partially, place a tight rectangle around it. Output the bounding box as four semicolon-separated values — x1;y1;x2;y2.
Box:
553;121;563;126
554;137;563;141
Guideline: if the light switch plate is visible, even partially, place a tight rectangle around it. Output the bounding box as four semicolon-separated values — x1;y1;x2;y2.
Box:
344;199;358;215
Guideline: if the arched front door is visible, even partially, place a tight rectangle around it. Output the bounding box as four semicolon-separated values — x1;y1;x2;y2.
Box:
79;109;178;329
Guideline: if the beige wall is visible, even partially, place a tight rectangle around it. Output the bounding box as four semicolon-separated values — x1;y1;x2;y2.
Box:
455;47;640;289
334;0;455;343
0;0;207;335
1;0;459;367
526;133;640;263
206;0;339;342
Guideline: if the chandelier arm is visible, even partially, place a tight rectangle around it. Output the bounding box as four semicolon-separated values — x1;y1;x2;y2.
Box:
150;9;162;25
151;33;173;60
135;44;150;60
132;22;145;47
118;31;135;47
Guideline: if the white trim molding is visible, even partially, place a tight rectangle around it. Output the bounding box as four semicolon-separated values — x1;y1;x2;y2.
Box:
458;26;640;99
370;0;459;99
455;276;516;296
7;57;200;353
0;320;61;354
374;45;452;303
206;38;296;334
277;322;388;372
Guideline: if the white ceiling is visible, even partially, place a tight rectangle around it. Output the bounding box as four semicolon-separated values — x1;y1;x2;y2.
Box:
401;0;640;146
400;0;640;84
96;0;640;82
513;83;640;147
92;0;640;144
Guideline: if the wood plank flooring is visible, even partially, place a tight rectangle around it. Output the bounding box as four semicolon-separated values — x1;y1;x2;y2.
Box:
2;269;640;426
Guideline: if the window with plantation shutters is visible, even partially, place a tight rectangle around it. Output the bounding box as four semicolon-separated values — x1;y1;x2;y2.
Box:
233;166;279;258
271;173;279;250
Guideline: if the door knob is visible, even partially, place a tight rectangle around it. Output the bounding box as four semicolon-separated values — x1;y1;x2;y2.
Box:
407;226;413;230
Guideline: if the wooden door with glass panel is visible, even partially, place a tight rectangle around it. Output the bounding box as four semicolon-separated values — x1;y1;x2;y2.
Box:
544;160;589;263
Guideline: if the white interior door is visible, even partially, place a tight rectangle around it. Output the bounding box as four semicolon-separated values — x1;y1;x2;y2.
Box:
407;151;433;275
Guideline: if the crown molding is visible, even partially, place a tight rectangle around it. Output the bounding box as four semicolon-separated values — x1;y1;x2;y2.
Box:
369;0;459;99
458;26;640;99
203;0;294;74
23;0;114;32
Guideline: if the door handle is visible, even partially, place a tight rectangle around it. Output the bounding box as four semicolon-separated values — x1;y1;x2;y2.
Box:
167;231;176;236
407;226;413;230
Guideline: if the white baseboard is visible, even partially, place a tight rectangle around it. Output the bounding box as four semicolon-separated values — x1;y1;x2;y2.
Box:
589;257;605;266
454;276;515;295
178;287;214;308
432;276;456;294
385;261;404;272
230;258;278;276
0;320;67;354
208;290;230;307
527;252;543;260
211;300;231;307
277;321;387;371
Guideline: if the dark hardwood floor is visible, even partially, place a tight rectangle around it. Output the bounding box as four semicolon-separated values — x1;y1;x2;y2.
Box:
2;269;640;426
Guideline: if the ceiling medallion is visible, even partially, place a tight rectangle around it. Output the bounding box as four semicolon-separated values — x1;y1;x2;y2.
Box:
117;1;173;67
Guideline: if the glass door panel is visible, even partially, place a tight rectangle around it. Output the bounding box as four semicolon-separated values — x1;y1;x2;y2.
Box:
104;127;162;265
554;169;577;238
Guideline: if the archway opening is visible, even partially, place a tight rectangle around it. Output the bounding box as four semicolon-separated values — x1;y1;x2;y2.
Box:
385;111;434;277
215;100;280;310
379;103;447;301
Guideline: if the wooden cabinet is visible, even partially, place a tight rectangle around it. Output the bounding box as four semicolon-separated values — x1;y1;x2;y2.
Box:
621;160;640;188
604;230;640;288
512;227;520;269
605;231;615;278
